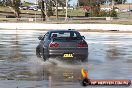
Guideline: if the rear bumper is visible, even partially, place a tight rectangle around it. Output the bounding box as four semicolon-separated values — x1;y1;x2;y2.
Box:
48;48;88;60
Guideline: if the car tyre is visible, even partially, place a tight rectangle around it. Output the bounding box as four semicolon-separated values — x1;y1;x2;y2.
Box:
36;46;41;58
81;57;88;63
42;48;47;61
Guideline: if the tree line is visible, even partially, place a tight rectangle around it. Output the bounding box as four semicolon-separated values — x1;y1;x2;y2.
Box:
78;0;127;6
0;0;70;20
0;0;127;19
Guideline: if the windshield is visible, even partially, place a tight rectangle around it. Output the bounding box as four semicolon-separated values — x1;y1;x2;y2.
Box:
49;31;82;40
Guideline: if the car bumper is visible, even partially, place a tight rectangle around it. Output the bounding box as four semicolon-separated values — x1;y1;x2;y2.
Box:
48;48;88;60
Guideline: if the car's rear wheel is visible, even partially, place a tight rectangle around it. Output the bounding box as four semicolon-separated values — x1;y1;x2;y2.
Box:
42;48;48;62
81;58;88;62
36;46;41;58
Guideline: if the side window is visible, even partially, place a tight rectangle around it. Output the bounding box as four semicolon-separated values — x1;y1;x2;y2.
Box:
73;32;77;37
44;32;49;41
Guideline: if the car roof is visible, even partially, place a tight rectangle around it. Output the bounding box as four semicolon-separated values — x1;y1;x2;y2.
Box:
48;29;77;33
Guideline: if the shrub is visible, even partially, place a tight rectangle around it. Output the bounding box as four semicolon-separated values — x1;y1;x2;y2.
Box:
99;11;109;17
98;9;117;17
110;9;117;17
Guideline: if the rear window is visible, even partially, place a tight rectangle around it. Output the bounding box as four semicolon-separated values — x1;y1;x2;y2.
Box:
49;31;81;40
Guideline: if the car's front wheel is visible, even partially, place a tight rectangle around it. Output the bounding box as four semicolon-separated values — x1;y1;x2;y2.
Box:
42;48;48;62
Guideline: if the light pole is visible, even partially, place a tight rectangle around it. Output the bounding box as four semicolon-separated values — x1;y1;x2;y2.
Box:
44;1;48;20
78;0;79;7
122;0;123;4
35;0;37;22
129;3;130;18
41;0;45;21
56;0;58;19
90;0;92;17
112;0;114;9
65;0;68;20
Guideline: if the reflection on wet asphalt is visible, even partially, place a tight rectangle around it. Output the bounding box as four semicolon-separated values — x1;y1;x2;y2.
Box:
0;30;132;88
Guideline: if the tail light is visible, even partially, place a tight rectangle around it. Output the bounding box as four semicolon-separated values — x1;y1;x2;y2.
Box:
77;43;87;47
49;42;59;48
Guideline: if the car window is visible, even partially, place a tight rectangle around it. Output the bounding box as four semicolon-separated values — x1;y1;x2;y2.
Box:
58;32;70;37
44;32;49;40
49;31;81;40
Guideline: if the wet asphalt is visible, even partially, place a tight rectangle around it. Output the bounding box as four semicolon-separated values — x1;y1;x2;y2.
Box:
0;30;132;88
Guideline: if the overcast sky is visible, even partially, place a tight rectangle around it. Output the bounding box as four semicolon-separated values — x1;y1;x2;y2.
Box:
127;0;132;3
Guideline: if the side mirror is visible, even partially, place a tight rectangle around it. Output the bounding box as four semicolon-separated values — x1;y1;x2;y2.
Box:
38;36;43;40
81;36;85;39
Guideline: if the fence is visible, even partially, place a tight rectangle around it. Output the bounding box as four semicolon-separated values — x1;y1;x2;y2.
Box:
0;17;114;22
118;12;132;19
0;12;132;23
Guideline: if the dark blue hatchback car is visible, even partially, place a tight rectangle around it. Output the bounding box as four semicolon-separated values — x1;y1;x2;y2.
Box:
36;29;88;62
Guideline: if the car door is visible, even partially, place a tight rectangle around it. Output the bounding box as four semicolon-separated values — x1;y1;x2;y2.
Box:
39;33;46;54
39;32;50;54
43;32;50;55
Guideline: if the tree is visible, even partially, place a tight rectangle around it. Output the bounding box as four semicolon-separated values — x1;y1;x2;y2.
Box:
78;0;126;6
0;0;2;5
2;0;21;18
78;0;105;6
10;0;21;17
78;0;102;17
0;0;7;6
38;0;71;21
38;0;45;21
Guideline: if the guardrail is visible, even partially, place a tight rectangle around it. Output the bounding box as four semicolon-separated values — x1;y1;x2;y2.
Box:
0;18;43;22
0;17;114;22
0;18;71;22
0;23;132;31
72;17;114;20
0;16;131;22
